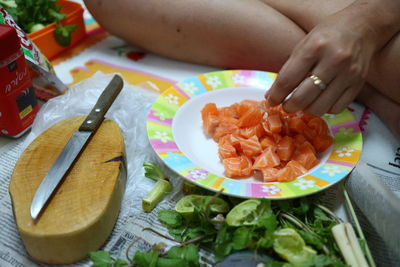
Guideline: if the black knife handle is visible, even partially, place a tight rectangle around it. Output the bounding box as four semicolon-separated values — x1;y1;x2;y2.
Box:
79;75;124;132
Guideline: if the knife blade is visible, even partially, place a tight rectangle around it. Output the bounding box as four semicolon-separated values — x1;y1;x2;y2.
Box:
30;75;124;220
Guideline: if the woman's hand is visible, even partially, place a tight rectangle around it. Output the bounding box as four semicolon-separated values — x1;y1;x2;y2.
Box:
266;11;377;116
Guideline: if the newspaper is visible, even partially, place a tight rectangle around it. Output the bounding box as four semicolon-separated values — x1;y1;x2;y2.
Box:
0;73;399;267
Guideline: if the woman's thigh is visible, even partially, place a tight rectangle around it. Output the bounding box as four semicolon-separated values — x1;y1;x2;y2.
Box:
85;0;306;72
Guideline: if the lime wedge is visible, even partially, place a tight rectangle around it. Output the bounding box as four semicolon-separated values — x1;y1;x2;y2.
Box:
226;199;271;226
175;195;229;219
273;228;316;266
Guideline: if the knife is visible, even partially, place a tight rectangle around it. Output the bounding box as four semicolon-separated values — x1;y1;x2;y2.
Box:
30;75;124;220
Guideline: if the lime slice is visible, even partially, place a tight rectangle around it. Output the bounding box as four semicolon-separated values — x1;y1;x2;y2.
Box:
175;195;229;219
273;228;316;266
226;199;271;226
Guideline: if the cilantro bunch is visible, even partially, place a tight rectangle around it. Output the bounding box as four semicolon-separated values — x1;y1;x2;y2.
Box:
89;193;351;267
0;0;77;46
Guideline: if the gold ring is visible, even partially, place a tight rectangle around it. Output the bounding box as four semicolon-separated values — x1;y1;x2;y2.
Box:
310;74;327;90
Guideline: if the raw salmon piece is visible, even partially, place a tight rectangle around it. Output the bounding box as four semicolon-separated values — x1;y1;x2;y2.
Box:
288;117;307;134
240;155;254;177
213;122;239;142
260;136;276;149
203;115;220;137
260;168;279;182
239;135;263;157
252;146;281;169
236;100;259;116
312;135;333;153
201;103;219;121
276;167;297;182
267;113;282;133
238;107;264;127
228;133;243;150
277;136;295;161
293;134;307;145
272;133;283;144
223;157;242;178
201;103;220;137
307;117;328;136
301;141;316;155
219;116;239;125
303;126;317;142
219;142;237;160
261;121;273;136
219;106;238;119
292;143;318;170
286;160;308;177
240;124;266;139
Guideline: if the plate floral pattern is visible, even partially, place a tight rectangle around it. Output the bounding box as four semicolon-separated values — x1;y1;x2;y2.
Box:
147;70;362;199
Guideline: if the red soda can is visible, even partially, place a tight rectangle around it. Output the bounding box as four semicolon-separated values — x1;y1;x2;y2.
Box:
0;24;39;137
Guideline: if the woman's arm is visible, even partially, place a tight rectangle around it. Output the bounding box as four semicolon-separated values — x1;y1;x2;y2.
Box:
266;0;400;116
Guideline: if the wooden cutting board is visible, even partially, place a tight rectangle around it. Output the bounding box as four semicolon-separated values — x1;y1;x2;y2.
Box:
9;116;126;264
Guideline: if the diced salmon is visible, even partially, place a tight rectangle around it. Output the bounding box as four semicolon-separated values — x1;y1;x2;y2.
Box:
219;106;238;119
288;117;307;134
252;146;280;169
203;115;220;137
219;142;237;160
260;136;276;149
213;122;239;142
201;103;219;121
260;168;279;182
201;103;220;137
292;143;319;169
236;100;259;116
219;116;239;125
286;160;308;177
223;157;242;178
223;156;253;178
267;113;282;133
307;117;328;136
312;135;334;153
201;100;334;183
277;136;295;161
240;124;265;139
276;167;297;182
293;134;307;146
238;107;264;127
240;155;254;177
239;135;263;157
303;126;317;142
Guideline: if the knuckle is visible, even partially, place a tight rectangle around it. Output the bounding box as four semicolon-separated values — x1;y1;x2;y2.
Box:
332;49;352;65
348;64;362;76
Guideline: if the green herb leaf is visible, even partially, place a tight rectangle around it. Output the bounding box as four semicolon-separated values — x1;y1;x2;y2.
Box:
232;227;252;250
158;210;183;228
88;251;113;267
143;162;168;181
54;22;77;47
167;244;199;266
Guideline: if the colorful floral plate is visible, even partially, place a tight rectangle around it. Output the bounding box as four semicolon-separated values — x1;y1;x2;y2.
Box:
146;70;362;199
